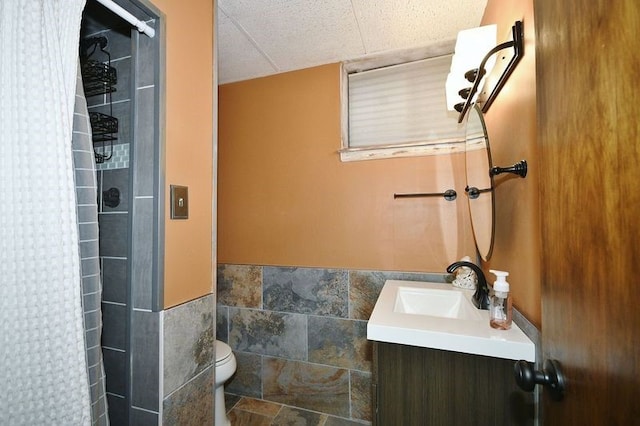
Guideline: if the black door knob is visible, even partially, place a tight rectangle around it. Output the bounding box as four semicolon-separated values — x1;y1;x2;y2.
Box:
514;359;566;401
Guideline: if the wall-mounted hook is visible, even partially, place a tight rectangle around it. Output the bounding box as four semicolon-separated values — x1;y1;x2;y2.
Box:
490;160;527;178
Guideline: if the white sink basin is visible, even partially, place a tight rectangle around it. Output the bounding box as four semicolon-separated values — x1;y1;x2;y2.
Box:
394;286;483;321
367;280;535;361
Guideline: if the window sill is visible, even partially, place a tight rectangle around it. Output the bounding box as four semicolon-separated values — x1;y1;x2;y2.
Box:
339;141;465;162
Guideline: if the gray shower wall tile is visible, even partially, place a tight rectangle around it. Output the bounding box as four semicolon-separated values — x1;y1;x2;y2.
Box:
101;168;129;212
163;367;214;426
227;351;262;398
103;347;126;396
86;29;131;63
217;264;262;308
163;294;215;397
348;270;448;320
98;212;129;257
136;24;156;88
229;308;306;360
130;407;158;426
102;257;127;304
132;86;155;197
101;303;126;350
106;394;127;426
109;57;131;104
263;267;348;317
263;357;350;418
308;317;372;372
131;197;153;309
131;310;160;411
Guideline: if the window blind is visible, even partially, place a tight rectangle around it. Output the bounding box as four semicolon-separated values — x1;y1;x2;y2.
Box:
347;55;464;149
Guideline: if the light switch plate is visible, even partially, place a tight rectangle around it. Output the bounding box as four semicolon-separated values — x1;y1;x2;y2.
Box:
170;185;188;219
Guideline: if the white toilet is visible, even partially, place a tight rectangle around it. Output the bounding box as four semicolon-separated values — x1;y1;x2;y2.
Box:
214;340;237;426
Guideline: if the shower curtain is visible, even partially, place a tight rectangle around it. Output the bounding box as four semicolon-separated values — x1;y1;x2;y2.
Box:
0;0;97;424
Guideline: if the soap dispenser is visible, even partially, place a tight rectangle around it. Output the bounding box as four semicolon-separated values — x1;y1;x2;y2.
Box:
489;270;512;330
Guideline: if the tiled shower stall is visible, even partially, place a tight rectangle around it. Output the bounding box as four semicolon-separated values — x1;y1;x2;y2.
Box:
82;2;215;424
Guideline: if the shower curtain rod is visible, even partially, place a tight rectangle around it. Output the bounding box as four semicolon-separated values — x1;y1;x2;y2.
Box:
94;0;155;38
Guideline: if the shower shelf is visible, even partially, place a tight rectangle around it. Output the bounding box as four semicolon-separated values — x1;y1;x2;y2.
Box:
89;112;118;142
81;59;117;97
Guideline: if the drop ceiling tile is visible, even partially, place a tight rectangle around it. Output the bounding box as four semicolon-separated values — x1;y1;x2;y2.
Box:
219;0;365;72
351;0;487;53
216;0;488;83
217;11;278;84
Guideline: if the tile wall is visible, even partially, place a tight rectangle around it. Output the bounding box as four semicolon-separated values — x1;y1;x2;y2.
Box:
83;22;133;423
162;295;215;424
83;10;217;425
217;264;448;424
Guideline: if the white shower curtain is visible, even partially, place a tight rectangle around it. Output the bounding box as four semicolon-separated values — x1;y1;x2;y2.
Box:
0;0;92;424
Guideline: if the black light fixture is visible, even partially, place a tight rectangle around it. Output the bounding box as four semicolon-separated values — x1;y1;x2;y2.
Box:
446;21;524;123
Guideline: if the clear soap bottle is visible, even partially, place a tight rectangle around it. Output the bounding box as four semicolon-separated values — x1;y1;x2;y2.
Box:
489;270;512;330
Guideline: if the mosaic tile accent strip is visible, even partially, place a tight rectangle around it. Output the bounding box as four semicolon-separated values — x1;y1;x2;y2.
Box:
229;308;306;360
263;266;348;317
217;264;262;308
95;143;129;170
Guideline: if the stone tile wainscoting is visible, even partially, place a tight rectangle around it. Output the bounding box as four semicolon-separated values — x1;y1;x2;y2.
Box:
217;264;448;425
163;294;216;424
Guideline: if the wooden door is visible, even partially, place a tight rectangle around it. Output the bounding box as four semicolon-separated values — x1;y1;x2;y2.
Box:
534;0;640;423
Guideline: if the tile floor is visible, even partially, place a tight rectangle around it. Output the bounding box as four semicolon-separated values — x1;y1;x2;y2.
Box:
225;394;371;426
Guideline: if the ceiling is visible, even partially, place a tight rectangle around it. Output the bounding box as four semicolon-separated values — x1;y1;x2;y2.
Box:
217;0;488;85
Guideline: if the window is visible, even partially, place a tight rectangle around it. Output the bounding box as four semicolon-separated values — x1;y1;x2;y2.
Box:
340;54;465;162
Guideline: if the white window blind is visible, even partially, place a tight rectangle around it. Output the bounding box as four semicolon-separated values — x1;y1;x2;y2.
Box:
347;55;464;151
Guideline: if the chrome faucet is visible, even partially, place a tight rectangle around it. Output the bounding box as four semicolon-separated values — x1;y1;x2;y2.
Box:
446;261;490;310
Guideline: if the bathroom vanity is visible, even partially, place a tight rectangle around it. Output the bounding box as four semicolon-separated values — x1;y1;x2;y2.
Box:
367;279;536;425
372;342;533;425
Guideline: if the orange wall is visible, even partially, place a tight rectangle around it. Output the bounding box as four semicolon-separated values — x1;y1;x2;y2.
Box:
481;0;541;326
218;64;475;272
152;0;214;308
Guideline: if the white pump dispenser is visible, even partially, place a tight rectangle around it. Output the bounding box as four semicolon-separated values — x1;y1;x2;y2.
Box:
489;269;512;330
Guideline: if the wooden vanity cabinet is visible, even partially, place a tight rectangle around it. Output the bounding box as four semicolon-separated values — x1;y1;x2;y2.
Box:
372;342;534;426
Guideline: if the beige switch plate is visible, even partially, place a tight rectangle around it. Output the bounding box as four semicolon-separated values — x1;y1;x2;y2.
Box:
170;185;188;219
